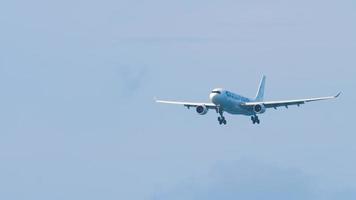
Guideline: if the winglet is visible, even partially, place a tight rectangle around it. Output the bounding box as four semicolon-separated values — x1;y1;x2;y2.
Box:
335;92;341;98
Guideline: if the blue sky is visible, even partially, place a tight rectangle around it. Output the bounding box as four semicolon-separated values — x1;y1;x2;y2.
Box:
0;0;355;199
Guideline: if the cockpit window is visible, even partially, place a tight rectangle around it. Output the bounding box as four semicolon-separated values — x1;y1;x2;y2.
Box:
211;91;221;94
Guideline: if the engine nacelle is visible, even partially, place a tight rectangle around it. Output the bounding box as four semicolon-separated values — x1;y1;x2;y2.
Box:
253;104;266;114
196;105;209;115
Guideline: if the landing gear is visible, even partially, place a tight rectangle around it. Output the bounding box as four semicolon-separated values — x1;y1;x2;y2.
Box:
251;115;260;124
218;116;227;125
217;107;227;125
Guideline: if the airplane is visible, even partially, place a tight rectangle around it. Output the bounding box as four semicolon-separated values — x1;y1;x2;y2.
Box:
155;76;341;125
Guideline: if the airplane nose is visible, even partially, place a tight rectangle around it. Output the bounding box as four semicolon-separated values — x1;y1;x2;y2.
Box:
209;93;219;104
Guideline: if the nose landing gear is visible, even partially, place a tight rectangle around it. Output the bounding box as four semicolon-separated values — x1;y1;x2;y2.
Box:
251;115;260;124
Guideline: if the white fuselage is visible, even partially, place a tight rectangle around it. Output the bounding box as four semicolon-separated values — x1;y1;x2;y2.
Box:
209;89;255;116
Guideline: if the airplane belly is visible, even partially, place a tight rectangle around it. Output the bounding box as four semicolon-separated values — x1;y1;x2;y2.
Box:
225;106;248;115
221;100;252;115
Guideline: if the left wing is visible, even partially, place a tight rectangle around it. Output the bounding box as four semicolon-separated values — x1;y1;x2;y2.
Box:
156;100;217;109
241;92;341;109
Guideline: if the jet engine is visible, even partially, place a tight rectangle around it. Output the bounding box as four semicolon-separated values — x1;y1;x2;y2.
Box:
253;104;266;114
196;105;209;115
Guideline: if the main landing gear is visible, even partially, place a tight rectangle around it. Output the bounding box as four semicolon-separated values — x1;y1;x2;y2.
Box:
218;116;227;125
251;115;260;124
217;107;227;125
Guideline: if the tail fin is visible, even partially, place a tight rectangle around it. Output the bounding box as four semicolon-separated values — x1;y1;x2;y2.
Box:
255;75;266;101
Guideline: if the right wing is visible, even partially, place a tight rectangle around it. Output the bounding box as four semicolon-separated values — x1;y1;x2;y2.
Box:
156;99;217;109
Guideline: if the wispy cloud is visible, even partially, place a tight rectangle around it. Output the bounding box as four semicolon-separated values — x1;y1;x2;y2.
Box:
113;36;221;45
151;159;356;200
117;65;148;97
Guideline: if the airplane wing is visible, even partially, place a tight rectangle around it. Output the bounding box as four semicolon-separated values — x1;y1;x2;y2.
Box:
156;100;217;109
241;92;341;109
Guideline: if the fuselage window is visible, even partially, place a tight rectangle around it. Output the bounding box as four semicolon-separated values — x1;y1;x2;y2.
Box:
212;91;221;94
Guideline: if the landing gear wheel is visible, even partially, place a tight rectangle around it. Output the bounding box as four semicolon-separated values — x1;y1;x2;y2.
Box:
218;116;227;125
251;115;260;124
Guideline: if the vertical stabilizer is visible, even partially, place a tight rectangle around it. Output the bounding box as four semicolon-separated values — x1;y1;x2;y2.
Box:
255;75;266;101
